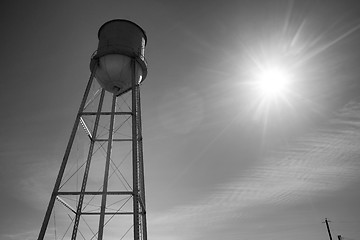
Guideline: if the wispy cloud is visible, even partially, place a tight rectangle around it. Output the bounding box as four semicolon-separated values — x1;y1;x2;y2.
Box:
150;100;360;239
3;229;39;240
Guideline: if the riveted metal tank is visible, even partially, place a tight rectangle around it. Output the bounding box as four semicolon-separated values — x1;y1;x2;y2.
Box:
90;19;148;96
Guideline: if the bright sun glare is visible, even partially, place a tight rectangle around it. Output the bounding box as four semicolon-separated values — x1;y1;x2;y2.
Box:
255;66;291;99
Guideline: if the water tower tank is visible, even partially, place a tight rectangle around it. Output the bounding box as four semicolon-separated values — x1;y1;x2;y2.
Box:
90;19;148;96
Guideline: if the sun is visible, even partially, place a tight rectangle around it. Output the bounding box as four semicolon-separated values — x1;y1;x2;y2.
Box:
254;65;291;100
244;62;295;125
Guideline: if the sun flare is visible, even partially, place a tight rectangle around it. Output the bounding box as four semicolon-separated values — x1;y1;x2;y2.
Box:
254;66;291;100
245;61;296;125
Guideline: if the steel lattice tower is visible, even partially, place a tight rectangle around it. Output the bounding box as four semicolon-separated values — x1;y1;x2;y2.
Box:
38;19;148;240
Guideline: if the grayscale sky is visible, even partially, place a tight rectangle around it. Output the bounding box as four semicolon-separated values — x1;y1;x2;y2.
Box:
1;0;360;240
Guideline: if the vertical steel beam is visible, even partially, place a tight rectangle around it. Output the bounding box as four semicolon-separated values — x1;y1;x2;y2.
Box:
38;65;97;240
137;87;147;240
71;88;105;240
132;59;140;240
97;93;117;240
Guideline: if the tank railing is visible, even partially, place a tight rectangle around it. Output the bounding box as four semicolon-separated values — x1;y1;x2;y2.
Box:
91;50;97;59
91;44;147;66
91;50;98;59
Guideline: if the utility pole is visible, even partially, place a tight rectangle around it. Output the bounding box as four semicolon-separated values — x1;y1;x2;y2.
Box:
323;218;333;240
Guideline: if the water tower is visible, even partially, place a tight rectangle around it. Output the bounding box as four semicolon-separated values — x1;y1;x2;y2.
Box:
38;19;148;240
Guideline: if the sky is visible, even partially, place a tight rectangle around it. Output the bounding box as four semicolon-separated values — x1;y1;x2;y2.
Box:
1;0;360;240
